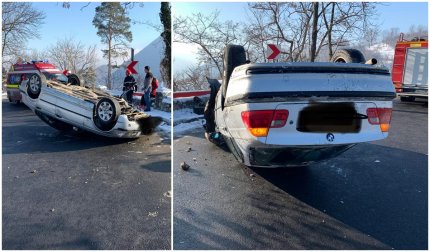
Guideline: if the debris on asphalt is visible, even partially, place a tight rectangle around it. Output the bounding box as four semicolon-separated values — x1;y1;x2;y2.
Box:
30;170;37;174
340;200;344;204
192;157;197;161
187;147;192;152
180;162;190;171
250;173;256;177
164;191;172;198
375;160;381;163
50;208;55;212
148;211;158;217
14;176;19;179
136;151;142;154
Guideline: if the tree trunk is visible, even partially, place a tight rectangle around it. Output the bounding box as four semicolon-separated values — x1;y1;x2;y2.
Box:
108;39;112;90
328;3;335;59
310;2;319;62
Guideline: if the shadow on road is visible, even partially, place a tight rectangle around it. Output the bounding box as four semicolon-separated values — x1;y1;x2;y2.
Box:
250;143;428;249
2;100;139;154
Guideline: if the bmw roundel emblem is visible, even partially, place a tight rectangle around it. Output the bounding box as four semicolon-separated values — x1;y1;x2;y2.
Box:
326;133;335;142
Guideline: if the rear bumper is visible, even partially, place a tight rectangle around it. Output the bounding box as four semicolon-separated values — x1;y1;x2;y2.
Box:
247;144;355;167
7;88;21;102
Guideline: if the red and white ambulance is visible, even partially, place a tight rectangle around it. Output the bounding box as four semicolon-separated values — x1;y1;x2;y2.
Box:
6;61;68;104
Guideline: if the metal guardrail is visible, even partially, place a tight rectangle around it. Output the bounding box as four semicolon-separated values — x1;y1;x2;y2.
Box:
173;90;210;98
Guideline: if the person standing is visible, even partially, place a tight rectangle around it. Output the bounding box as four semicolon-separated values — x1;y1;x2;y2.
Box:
140;66;153;111
123;69;136;104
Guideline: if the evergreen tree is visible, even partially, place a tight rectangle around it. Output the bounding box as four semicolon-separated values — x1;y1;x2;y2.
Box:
159;2;171;89
93;2;132;89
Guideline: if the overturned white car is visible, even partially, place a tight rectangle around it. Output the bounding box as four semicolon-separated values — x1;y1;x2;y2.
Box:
204;45;396;168
20;72;161;139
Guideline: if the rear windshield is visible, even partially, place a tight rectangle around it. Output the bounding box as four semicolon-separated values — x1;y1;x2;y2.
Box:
42;72;68;83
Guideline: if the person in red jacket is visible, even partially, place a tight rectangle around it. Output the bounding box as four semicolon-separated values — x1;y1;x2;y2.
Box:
151;77;158;98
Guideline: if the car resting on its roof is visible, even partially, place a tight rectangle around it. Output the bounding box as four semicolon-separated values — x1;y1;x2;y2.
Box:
204;45;395;168
19;70;162;139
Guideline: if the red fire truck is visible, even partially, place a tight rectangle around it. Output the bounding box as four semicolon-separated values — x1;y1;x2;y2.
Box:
391;34;428;102
6;61;67;104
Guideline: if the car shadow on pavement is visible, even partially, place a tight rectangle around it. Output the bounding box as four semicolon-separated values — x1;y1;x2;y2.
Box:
249;143;428;250
174;199;388;250
2;124;134;155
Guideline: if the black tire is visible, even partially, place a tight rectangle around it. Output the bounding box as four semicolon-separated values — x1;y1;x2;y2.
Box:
35;110;73;131
400;96;416;102
331;49;365;63
67;74;81;86
27;74;44;99
221;44;247;100
204;101;216;133
93;97;121;131
204;78;221;134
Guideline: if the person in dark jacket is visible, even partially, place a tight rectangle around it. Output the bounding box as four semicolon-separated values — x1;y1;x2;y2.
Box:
140;66;153;111
123;69;136;104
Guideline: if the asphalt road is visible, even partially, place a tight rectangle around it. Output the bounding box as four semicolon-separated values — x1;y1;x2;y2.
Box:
173;98;428;250
2;98;171;249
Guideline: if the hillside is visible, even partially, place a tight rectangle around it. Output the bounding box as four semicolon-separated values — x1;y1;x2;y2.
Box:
96;36;165;90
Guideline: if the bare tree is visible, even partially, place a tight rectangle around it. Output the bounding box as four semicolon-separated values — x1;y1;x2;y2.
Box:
173;64;215;91
246;2;378;62
174;11;243;77
47;38;98;87
2;2;46;67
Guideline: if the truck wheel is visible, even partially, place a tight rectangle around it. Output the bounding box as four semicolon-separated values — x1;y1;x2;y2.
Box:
331;49;365;63
35;110;73;131
94;97;121;131
67;74;81;86
221;44;247;99
400;96;416;102
27;74;44;99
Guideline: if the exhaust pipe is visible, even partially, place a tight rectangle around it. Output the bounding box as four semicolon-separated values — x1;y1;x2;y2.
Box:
365;58;377;65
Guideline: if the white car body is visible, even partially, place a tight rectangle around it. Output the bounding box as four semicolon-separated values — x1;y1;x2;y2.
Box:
20;75;150;139
214;62;396;167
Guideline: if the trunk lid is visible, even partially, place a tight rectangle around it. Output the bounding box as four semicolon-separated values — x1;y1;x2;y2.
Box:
264;101;389;146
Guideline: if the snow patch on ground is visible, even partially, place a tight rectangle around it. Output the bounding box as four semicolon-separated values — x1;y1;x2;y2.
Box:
174;119;205;134
174;108;203;125
146;109;172;125
172;108;205;133
156;122;171;133
365;43;395;70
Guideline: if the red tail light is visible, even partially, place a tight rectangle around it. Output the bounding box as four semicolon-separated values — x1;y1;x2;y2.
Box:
366;108;392;132
241;110;289;137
